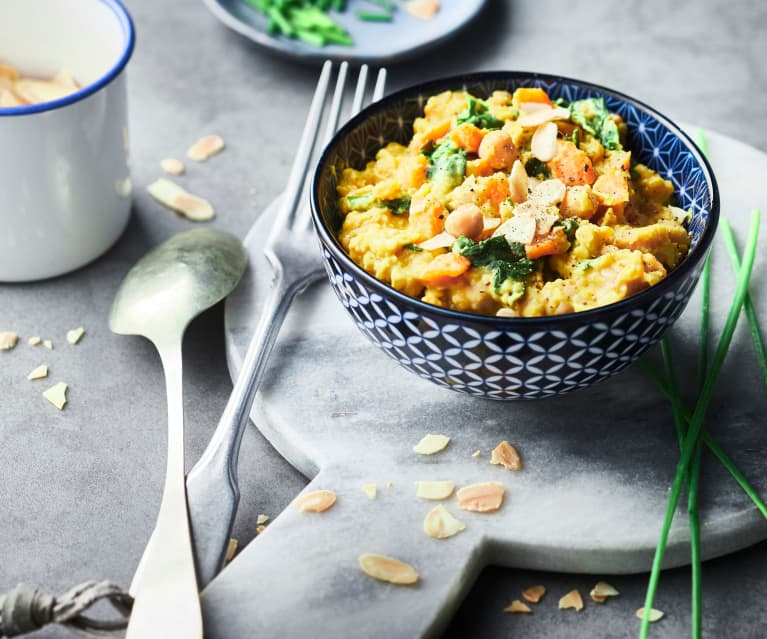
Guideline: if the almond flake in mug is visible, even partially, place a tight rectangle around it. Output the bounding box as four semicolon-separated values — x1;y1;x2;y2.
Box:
358;553;419;585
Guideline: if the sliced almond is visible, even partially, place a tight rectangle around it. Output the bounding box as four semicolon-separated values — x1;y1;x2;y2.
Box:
490;441;522;471
635;607;664;622
514;201;558;235
590;581;619;603
522;585;546;604
404;0;440;20
386;480;394;488
358;553;419;585
0;63;20;84
508;159;529;204
415;480;455;501
423;505;466;539
471;450;481;457
27;365;48;381
256;514;269;525
529;178;566;207
52;68;78;91
28;336;41;346
413;433;450;455
187;134;225;162
558;589;584;611
516;106;570;128
43;340;53;350
492;215;536;245
66;327;85;345
417;231;455;251
161;158;185;176
43;382;68;410
256;525;266;534
592;593;607;603
225;538;238;562
294;489;336;513
519;101;551;114
362;483;377;500
668;205;691;224
531;121;559;162
482;217;501;233
0;331;19;350
456;481;505;513
0;89;23;107
496;308;519;318
504;599;532;614
147;178;215;222
13;78;73;104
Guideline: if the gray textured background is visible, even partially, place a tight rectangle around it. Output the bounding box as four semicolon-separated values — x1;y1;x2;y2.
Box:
1;0;766;637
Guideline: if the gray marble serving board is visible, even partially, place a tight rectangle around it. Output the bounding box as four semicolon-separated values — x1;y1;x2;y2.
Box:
201;128;767;639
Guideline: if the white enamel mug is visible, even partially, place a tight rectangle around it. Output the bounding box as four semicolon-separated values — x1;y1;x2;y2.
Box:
0;0;135;282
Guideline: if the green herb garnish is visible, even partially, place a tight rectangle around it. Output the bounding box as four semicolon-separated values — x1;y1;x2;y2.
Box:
569;98;621;151
524;157;550;179
244;0;354;47
426;140;467;191
381;196;411;215
355;10;392;21
454;235;535;291
402;243;423;252
455;96;503;130
555;218;579;244
344;192;376;210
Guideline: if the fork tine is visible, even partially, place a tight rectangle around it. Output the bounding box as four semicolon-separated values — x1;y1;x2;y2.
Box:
349;64;369;118
372;68;387;102
271;60;333;232
320;61;349;148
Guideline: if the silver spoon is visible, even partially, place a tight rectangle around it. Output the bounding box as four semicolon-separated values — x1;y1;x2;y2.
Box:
109;228;247;639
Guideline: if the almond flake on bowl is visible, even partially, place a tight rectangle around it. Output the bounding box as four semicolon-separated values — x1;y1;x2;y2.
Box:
294;489;336;513
531;121;559;162
66;326;85;345
405;0;439;20
187;134;225;162
415;480;455;501
558;589;584;612
27;365;48;381
43;382;68;410
43;340;53;350
492;215;536;245
516;106;570;128
225;538;238;562
161;158;185;176
504;600;532;614
147;178;215;222
362;483;378;500
417;231;455;251
508;159;529;204
0;331;19;351
256;514;270;525
358;553;419;585
590;581;619;603
529;178;566;207
522;585;546;604
456;481;505;513
28;336;41;346
413;433;450;455
635;607;664;622
490;441;522;471
423;505;465;539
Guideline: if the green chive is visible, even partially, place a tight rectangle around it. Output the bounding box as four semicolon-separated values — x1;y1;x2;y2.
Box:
355;10;392;21
695;129;709;157
367;0;396;11
640;210;762;638
266;6;294;35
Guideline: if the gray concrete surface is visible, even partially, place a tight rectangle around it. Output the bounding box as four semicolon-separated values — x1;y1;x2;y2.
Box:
1;0;766;637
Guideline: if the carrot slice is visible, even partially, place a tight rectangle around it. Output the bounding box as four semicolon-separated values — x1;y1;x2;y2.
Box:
525;227;570;260
410;199;446;241
549;140;596;186
420;253;471;286
450;122;485;153
512;87;553;106
593;169;630;206
421;119;452;143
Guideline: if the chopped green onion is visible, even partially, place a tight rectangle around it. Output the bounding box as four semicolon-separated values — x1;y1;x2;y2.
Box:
355;10;393;21
367;0;396;11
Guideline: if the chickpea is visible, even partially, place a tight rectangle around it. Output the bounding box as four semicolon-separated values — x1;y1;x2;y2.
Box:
478;130;518;170
445;203;484;240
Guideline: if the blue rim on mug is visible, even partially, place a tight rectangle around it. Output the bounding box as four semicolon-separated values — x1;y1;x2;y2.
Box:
0;0;135;117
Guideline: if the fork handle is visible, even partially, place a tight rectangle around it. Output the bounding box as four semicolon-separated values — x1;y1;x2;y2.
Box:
185;272;304;588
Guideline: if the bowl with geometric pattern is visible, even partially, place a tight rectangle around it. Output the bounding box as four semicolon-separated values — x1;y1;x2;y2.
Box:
310;72;719;400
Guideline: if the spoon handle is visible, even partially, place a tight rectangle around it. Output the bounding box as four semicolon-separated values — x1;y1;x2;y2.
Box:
126;341;202;639
186;274;303;588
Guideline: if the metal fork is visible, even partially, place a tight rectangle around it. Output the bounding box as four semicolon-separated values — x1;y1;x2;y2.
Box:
179;61;386;590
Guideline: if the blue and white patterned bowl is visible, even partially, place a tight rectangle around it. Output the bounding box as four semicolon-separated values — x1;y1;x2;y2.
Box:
310;72;719;400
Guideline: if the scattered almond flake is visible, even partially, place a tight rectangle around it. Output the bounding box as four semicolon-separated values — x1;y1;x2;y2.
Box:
490;441;522;471
187;134;225;162
423;504;465;539
43;340;53;350
147;178;215;222
294;489;336;513
516;106;570;128
522;585;546;604
417;231;455;251
514;201;558;235
504;600;532;614
508;159;529;203
635;607;664;622
590;581;619;603
529;178;566;207
413;433;451;455
358;553;419;585
404;0;439;20
495;308;519;318
456;481;505;513
27;365;48;381
43;382;68;410
0;331;19;351
115;177;132;199
492;215;536;244
66;327;85;345
256;514;270;525
256;525;266;534
28;336;41;346
558;589;584;611
362;483;378;500
415;480;455;501
482;217;501;233
386;481;394;488
531;121;559;162
161;158;185;176
225;538;238;562
471;450;481;458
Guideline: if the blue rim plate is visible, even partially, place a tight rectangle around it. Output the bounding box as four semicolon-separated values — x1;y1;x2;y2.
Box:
202;0;488;64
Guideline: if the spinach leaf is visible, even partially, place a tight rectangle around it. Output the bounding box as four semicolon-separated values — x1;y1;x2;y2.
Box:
403;243;423;252
525;157;551;179
569;98;621;151
344;193;411;215
454;236;536;291
456;96;503;130
554;218;579;244
382;196;411;215
345;192;376;210
427;140;467;191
